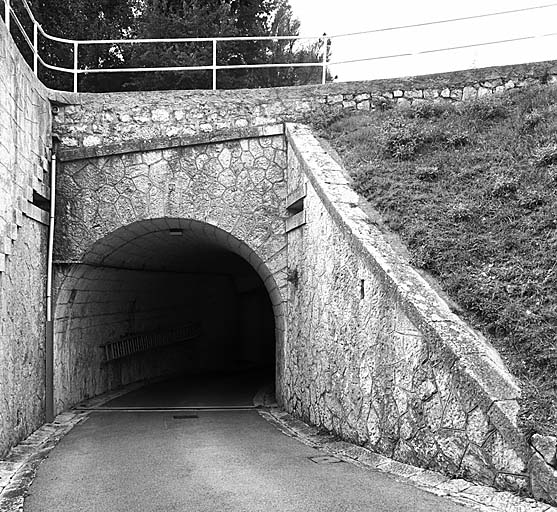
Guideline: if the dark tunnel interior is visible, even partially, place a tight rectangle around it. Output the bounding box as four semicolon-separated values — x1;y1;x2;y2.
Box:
54;219;277;411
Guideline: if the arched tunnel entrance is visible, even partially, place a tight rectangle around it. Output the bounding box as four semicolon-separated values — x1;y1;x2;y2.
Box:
53;218;283;413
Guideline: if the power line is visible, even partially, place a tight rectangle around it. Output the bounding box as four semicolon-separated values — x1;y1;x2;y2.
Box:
329;3;557;39
330;31;557;66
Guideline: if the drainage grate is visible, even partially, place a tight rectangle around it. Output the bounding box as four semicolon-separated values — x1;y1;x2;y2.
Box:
308;455;344;464
173;414;198;419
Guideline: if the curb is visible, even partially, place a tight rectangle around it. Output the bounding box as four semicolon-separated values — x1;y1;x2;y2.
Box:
0;383;143;512
260;408;557;512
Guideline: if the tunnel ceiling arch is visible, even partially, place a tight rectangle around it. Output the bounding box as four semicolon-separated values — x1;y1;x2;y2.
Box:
83;218;274;276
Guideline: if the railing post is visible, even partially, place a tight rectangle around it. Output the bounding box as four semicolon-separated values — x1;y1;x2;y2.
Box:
33;22;38;75
212;39;217;90
5;0;10;32
321;33;327;84
73;41;78;92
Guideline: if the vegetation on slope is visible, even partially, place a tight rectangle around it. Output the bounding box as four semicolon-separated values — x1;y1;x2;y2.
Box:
318;85;557;435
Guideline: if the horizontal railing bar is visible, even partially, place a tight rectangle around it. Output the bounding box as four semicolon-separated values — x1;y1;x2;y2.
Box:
36;54;75;73
56;61;324;75
35;23;77;44
213;61;323;70
79;64;216;74
63;34;325;45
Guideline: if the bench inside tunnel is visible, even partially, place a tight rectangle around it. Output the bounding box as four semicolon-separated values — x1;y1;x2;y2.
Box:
53;218;282;414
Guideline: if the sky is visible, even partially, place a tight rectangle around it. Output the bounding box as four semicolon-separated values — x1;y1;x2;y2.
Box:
287;0;557;81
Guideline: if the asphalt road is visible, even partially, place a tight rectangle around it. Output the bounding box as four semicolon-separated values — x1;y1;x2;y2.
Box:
24;371;471;512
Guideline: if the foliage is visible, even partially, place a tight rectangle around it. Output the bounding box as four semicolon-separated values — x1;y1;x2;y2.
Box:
121;0;239;90
318;85;557;435
28;0;136;91
23;0;326;91
123;0;327;90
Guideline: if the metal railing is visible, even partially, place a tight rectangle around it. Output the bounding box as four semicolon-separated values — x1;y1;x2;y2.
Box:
102;323;201;362
3;0;557;93
2;0;330;92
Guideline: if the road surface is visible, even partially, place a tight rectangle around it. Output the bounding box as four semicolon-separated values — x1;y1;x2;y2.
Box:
25;371;470;512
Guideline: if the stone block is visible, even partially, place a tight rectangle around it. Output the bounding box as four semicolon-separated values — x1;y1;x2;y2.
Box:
151;108;170;123
529;453;557;506
14;208;23;227
423;89;439;100
3;236;12;255
531;434;557;467
327;94;343;104
83;135;101;147
459;443;497;484
462;86;477;101
466;408;491;446
404;89;424;99
450;89;463;100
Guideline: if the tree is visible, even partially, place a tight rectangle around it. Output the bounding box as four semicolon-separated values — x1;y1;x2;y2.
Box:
14;0;329;91
123;0;330;90
121;0;240;90
257;0;331;87
28;0;136;91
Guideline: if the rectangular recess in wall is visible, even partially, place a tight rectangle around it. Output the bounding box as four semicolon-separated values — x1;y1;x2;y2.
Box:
286;184;306;213
102;322;201;362
285;211;306;233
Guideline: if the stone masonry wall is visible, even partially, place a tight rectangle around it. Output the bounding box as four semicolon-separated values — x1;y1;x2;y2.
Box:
282;124;557;503
55;129;287;270
0;18;51;456
51;59;557;156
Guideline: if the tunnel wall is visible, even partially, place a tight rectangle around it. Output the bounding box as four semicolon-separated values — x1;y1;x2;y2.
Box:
0;19;52;456
282;124;534;495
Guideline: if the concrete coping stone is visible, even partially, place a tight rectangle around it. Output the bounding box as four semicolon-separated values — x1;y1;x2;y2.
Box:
57;123;285;162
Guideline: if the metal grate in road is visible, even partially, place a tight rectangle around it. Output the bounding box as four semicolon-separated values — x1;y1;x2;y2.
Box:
308;455;344;464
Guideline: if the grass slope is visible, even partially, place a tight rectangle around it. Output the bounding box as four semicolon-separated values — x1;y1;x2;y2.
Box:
318;85;557;435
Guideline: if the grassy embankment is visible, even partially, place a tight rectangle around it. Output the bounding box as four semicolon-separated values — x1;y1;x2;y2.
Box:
317;84;557;435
